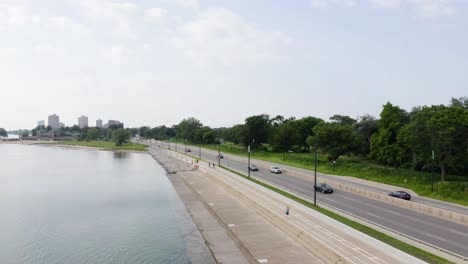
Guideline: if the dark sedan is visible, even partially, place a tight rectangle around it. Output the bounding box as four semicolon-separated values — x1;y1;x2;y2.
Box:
248;164;259;171
389;191;411;200
315;183;333;194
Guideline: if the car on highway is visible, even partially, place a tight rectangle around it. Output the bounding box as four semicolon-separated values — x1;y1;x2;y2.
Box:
186;148;191;152
217;153;224;159
270;166;282;174
315;183;333;193
249;164;259;171
388;191;411;200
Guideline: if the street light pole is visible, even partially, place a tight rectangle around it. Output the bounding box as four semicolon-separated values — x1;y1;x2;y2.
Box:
199;142;201;160
248;145;251;178
218;142;221;166
431;125;435;193
184;138;187;155
314;143;317;206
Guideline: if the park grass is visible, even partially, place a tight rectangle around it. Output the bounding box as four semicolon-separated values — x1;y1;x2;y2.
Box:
58;140;148;151
172;140;467;206
220;165;452;264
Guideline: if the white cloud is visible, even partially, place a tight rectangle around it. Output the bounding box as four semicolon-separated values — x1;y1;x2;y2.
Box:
160;0;200;11
103;45;125;64
311;0;455;21
173;7;291;67
45;16;88;35
369;0;402;8
33;43;56;56
74;0;137;34
407;0;454;20
0;3;40;27
310;0;357;8
145;8;168;20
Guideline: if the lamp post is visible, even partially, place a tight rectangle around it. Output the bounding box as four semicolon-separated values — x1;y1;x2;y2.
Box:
314;143;317;206
218;142;221;166
184;138;187;155
199;142;201;160
431;125;435;193
248;145;251;178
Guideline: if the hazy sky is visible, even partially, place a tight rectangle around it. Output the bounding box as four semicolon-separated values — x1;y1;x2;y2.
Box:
0;0;466;130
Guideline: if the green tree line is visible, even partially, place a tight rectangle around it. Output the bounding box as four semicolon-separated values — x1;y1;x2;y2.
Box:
138;97;467;181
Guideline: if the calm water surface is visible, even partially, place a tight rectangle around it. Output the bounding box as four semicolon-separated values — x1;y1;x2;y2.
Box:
0;144;206;264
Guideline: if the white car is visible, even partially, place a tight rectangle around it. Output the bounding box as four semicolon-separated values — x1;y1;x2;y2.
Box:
270;166;282;174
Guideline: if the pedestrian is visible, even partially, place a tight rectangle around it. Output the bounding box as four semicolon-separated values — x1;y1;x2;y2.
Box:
209;162;211;168
285;206;290;217
213;163;215;168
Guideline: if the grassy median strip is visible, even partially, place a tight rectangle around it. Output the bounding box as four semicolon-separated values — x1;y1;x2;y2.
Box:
53;141;148;151
219;165;452;264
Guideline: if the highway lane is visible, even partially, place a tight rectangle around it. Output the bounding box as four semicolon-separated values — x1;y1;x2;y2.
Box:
175;141;468;215
155;141;468;258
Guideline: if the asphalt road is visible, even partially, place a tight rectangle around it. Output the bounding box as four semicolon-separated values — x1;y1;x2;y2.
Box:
154;141;468;258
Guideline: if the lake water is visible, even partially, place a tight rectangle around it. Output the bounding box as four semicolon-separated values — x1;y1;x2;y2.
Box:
0;144;211;264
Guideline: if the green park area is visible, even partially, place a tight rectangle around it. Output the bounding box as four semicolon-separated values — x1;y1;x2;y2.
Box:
59;140;147;151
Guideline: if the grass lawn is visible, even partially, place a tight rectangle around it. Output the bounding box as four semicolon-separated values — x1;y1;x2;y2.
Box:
58;140;148;151
170;139;467;206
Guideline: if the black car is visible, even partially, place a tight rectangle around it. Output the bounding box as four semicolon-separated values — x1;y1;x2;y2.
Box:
186;148;191;152
388;191;411;200
217;154;224;159
315;183;333;193
248;164;259;171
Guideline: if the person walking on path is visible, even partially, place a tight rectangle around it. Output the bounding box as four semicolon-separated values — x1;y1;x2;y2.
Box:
213;163;215;169
209;162;211;168
285;206;290;217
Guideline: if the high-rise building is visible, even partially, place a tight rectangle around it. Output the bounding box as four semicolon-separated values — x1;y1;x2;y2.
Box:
96;119;103;128
78;115;89;129
37;120;45;127
48;114;60;129
105;120;124;128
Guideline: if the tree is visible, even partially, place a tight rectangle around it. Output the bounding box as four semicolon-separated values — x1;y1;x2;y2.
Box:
294;116;323;151
329;114;357;126
112;128;130;146
352;114;378;155
307;123;356;161
370;102;409;166
177;117;203;142
86;128;99;141
0;128;7;137
139;126;150;138
450;97;468;109
398;105;468;181
243;114;271;147
270;122;297;160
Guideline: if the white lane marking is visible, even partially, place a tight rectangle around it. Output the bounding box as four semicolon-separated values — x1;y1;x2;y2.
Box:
258;259;269;263
425;233;447;241
367;213;382;219
208;203;214;206
384;209;402;216
341;196;358;202
208;168;386;264
322;197;337;203
449;229;468;237
228;224;235;227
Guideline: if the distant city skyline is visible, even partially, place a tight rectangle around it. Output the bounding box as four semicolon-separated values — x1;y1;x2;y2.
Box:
1;0;467;130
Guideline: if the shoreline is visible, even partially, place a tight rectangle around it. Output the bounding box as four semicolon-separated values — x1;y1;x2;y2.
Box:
0;140;147;153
